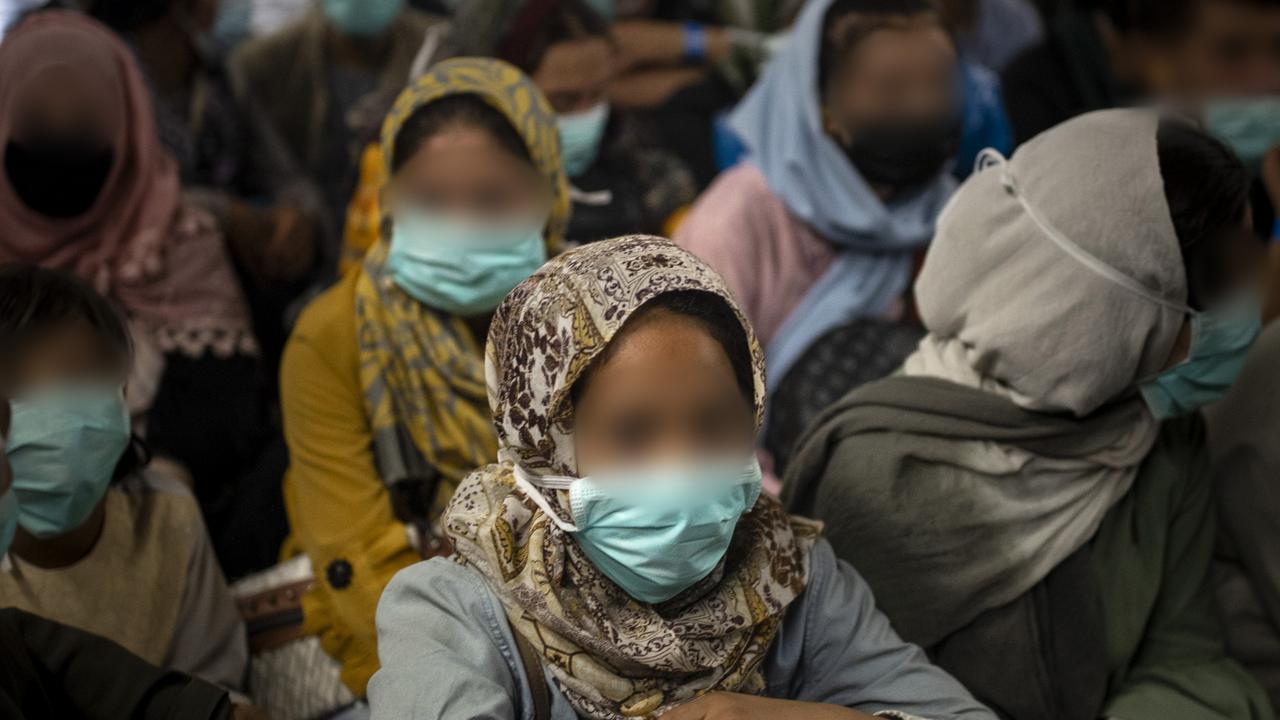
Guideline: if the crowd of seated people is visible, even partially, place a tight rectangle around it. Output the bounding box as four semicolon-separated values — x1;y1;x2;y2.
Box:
1;1;1279;719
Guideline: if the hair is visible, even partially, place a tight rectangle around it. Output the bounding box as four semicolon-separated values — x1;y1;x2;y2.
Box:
0;264;147;482
390;93;533;174
819;0;945;99
0;264;132;365
1156;118;1253;311
1084;0;1280;38
498;0;612;75
571;290;755;407
87;0;175;32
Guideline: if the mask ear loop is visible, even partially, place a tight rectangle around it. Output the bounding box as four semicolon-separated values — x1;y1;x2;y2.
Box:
974;149;1195;317
512;465;579;532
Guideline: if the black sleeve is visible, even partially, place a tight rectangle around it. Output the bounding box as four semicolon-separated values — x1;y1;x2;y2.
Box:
0;608;232;720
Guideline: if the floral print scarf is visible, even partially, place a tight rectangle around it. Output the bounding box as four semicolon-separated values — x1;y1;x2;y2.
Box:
445;235;821;719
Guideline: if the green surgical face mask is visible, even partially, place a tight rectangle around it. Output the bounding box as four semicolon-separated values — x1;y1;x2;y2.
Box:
1204;97;1280;170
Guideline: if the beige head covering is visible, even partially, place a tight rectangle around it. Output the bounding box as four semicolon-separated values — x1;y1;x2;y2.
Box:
913;108;1188;417
445;236;820;719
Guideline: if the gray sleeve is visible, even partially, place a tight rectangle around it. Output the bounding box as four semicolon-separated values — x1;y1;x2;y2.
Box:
165;504;249;695
777;541;996;720
368;559;527;720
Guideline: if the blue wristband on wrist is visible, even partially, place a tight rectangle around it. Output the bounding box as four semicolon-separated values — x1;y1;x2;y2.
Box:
682;21;707;64
1273;218;1280;242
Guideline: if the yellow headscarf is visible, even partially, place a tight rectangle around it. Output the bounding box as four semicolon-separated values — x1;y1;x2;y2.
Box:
354;57;570;521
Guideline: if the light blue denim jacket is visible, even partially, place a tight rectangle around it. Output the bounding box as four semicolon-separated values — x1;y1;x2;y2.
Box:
368;539;995;720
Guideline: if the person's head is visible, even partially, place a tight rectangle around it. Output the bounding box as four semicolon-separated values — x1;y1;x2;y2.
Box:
321;0;407;39
914;109;1258;418
452;235;809;621
379;58;569;315
497;0;617;115
569;291;756;476
388;94;550;221
486;235;764;477
0;12;174;225
1135;0;1280;98
0;265;131;398
0;264;139;542
383;59;569;229
817;0;961;193
1158;118;1259;317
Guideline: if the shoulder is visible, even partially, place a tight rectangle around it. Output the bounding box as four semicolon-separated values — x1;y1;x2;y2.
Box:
378;558;503;629
676;164;787;249
112;471;205;552
289;272;360;354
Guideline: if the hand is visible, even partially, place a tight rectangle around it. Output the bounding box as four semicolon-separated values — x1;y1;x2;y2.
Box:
658;693;876;720
1263;144;1280;212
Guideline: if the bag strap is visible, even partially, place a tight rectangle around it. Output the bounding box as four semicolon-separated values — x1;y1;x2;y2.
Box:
513;630;552;720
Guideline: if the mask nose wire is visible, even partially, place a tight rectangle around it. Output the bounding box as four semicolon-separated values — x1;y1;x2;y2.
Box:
973;148;1194;317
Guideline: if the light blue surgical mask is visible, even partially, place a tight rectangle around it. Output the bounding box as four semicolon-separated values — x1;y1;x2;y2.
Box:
387;207;548;316
1139;293;1262;420
321;0;404;38
1204;97;1280;170
558;102;610;178
8;384;130;538
515;456;763;603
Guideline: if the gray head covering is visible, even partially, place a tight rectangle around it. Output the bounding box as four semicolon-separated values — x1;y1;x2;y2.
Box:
915;108;1187;417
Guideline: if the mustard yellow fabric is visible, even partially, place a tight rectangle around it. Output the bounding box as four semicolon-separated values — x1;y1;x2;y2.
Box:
281;270;411;697
340;143;386;276
282;57;568;697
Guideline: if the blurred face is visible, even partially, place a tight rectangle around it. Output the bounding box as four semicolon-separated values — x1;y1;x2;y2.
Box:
533;38;616;114
1149;0;1280;98
1164;211;1265;368
6;67;116;219
572;309;755;476
385;123;550;219
822;21;958;140
10;66;114;147
3;320;128;400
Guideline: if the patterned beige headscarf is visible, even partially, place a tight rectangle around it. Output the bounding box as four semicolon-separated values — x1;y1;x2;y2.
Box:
445;236;821;719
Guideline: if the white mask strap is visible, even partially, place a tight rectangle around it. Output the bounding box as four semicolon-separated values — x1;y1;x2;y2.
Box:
976;148;1193;316
512;465;579;532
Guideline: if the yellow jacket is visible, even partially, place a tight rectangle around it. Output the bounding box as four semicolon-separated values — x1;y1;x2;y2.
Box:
280;269;418;696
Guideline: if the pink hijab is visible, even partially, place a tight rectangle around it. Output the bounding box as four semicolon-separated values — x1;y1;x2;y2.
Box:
0;11;251;355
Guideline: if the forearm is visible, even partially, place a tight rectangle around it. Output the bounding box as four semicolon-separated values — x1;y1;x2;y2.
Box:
613;19;732;67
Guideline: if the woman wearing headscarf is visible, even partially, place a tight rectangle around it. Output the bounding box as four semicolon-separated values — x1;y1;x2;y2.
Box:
785;109;1272;720
385;0;697;245
279;57;570;697
0;11;283;580
674;0;960;398
368;235;994;720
